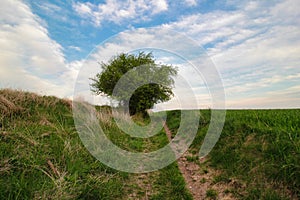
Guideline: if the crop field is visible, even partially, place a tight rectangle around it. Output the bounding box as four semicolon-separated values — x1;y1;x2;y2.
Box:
0;89;299;199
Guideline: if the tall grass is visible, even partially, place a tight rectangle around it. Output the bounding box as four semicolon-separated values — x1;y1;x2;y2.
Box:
0;89;191;199
0;89;127;199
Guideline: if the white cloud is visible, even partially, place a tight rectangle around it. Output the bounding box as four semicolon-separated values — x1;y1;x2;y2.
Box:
0;0;78;98
151;0;168;14
68;46;82;51
160;0;300;108
224;72;300;96
73;0;169;27
74;2;93;15
35;2;62;14
184;0;197;7
225;96;300;109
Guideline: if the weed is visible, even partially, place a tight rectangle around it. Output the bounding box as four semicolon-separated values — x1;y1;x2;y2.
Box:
206;189;218;199
186;155;198;162
200;178;206;183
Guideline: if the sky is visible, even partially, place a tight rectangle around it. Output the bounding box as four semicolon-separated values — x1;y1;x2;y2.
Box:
1;0;300;109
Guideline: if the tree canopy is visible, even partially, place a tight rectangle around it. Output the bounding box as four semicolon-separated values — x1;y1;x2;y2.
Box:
90;52;178;115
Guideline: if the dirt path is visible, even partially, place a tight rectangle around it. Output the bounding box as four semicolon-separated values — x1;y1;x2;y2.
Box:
163;123;237;200
126;172;159;200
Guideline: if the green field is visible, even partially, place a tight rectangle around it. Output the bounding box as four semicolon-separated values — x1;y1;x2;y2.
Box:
167;109;300;199
1;89;299;199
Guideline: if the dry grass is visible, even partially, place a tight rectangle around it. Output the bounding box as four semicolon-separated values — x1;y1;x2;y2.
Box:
0;94;23;119
0;158;12;174
96;107;113;126
0;89;71;121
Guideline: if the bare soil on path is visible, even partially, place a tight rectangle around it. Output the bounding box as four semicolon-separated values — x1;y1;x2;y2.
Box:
163;123;237;200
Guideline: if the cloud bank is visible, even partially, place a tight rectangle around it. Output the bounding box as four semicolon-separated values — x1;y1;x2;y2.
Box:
0;0;78;98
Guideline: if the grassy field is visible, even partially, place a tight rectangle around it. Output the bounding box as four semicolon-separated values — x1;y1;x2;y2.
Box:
1;89;299;199
167;109;300;199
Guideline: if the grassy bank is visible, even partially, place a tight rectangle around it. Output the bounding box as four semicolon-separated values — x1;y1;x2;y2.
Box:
0;89;191;200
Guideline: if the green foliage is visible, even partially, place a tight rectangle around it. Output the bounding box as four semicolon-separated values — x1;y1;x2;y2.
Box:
90;52;178;115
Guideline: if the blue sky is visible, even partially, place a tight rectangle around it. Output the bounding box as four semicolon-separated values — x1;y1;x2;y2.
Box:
1;0;300;108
